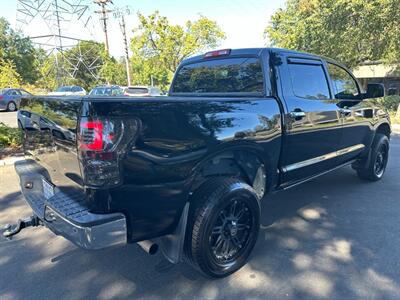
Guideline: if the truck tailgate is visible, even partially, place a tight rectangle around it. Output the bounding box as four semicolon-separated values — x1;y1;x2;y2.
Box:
19;96;83;190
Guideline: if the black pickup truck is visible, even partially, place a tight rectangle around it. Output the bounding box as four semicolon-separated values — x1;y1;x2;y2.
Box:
6;48;391;278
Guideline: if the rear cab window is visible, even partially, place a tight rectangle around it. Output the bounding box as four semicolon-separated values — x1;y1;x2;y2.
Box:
171;57;265;95
287;60;330;100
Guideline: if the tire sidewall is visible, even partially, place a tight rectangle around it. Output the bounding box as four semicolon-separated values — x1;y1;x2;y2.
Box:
196;183;260;277
371;135;389;179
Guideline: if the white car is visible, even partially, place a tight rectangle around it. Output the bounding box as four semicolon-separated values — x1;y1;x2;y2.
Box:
124;86;162;97
48;86;87;96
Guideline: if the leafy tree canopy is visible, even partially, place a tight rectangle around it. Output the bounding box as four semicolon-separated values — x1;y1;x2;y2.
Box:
0;58;21;88
265;0;400;67
0;17;41;83
130;12;226;90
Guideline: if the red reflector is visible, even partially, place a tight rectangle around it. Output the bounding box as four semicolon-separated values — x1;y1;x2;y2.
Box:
79;120;103;151
204;49;231;58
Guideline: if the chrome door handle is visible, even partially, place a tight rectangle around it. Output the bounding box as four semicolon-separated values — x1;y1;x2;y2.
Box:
339;109;352;117
290;110;306;119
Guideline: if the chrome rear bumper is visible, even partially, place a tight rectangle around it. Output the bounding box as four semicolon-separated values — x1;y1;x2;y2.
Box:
15;159;127;250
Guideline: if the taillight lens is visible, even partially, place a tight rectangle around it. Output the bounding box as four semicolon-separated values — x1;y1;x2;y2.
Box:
78;118;124;152
78;117;139;188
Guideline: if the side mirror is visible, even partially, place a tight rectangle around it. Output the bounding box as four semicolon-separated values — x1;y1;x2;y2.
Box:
364;83;384;99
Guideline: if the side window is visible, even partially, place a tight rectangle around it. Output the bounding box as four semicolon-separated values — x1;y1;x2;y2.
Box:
327;63;359;99
288;63;330;100
20;90;30;96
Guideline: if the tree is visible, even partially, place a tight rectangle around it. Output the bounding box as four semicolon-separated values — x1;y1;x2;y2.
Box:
130;12;226;90
265;0;400;68
0;17;41;83
0;58;21;88
99;56;127;86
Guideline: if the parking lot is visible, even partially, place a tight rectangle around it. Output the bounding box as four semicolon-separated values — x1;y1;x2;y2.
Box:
0;135;399;300
0;112;18;128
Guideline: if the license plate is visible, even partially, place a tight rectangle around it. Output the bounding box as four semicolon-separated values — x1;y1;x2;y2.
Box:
42;178;55;200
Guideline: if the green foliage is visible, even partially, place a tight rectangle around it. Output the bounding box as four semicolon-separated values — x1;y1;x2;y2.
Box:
376;95;400;111
0;123;22;149
0;17;42;83
0;58;21;88
130;12;226;90
99;57;128;86
265;0;400;67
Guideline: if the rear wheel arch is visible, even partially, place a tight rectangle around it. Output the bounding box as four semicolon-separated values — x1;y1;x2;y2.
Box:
188;147;272;201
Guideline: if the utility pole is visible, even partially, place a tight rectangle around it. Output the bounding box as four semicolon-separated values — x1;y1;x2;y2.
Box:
113;6;132;86
94;0;113;54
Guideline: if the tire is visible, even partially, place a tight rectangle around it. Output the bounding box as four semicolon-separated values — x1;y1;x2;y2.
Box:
7;101;17;112
185;177;260;278
356;133;389;181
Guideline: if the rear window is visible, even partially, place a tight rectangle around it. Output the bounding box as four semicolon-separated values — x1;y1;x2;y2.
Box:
288;63;330;100
126;87;149;94
172;57;264;94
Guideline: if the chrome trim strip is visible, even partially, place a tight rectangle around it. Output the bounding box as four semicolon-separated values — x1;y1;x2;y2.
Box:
283;144;365;172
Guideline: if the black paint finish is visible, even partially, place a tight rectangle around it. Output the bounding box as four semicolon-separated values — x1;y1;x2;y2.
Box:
18;48;391;242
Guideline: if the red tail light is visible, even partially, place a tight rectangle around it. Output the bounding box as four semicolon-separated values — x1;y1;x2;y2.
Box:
79;121;103;151
77;117;139;188
204;49;231;58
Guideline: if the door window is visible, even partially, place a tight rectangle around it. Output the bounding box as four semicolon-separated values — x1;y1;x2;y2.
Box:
327;63;359;99
288;63;330;100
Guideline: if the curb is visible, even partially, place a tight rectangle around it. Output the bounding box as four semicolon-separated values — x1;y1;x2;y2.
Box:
0;156;25;167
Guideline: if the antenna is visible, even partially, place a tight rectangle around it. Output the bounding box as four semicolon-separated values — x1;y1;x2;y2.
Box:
113;6;132;86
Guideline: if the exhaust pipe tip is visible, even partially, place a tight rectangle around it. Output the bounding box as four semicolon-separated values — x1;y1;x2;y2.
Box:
137;240;159;255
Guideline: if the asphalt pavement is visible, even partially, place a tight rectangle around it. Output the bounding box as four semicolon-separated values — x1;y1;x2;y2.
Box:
0;111;18;128
0;135;399;300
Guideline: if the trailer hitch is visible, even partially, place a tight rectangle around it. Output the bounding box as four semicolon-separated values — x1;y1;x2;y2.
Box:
3;215;42;239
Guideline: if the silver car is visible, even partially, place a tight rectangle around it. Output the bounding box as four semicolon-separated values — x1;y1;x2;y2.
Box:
0;88;32;111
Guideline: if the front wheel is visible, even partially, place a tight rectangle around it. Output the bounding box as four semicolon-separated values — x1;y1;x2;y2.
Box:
356;133;389;181
185;178;260;278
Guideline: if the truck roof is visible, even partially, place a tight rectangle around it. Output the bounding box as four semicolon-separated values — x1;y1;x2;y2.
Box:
182;47;323;65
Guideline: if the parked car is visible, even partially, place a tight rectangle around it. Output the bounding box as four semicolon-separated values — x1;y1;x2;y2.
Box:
8;48;391;278
89;85;123;96
124;86;162;97
0;88;32;111
48;86;86;96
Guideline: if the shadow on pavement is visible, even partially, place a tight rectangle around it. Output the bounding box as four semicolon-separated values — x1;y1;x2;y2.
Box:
0;137;399;299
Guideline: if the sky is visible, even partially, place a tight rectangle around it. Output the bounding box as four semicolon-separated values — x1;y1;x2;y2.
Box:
0;0;286;58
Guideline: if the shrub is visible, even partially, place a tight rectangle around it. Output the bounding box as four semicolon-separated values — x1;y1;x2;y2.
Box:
0;122;22;149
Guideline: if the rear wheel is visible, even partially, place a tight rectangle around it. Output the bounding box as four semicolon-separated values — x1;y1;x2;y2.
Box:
356;133;389;181
185;178;260;278
7;101;17;112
